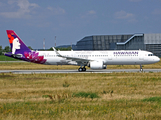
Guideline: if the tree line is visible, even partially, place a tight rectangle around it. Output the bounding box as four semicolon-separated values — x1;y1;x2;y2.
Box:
0;46;10;55
0;46;33;55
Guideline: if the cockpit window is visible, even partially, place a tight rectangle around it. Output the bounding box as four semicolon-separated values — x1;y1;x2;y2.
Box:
148;54;154;56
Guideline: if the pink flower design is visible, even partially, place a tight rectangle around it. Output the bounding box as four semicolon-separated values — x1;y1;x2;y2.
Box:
24;51;46;64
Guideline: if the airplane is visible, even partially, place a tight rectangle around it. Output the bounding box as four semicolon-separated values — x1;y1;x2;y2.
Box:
4;30;160;72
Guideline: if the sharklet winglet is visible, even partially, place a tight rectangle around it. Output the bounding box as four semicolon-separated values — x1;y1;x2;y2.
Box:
52;47;63;57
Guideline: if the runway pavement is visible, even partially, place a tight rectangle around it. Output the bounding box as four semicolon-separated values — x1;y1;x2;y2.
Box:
0;69;161;74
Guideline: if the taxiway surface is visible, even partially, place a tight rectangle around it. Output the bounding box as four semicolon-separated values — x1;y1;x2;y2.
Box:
0;69;161;74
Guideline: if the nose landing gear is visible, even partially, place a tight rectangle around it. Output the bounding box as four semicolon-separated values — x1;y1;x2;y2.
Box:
140;65;143;72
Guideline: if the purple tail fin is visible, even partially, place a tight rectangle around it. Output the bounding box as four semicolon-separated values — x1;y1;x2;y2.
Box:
6;30;31;54
5;30;46;64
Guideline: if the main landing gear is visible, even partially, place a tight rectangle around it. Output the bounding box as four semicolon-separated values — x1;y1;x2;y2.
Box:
78;66;86;72
140;65;143;72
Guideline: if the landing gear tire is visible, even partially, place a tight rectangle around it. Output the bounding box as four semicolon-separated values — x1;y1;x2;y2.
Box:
78;67;86;72
78;68;83;72
140;68;143;72
82;67;86;71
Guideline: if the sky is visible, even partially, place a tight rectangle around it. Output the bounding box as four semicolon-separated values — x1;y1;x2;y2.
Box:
0;0;161;49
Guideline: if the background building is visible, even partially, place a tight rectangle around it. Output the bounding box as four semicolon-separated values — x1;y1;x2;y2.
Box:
73;33;161;57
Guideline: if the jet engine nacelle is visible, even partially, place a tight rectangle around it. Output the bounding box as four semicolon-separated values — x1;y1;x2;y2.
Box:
88;61;107;69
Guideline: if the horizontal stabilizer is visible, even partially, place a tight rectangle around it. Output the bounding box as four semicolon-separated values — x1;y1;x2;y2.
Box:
4;52;22;58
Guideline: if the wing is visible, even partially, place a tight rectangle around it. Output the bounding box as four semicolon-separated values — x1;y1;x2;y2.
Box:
53;47;92;65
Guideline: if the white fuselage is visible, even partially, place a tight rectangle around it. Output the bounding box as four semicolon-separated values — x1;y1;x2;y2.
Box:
38;50;160;66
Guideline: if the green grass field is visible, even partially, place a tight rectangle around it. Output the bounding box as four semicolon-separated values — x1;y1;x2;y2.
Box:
0;72;161;119
0;55;18;61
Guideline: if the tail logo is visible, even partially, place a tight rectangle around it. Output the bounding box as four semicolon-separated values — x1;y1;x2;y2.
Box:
8;34;21;54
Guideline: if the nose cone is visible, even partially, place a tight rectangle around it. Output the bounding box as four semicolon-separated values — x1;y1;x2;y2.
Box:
155;56;160;63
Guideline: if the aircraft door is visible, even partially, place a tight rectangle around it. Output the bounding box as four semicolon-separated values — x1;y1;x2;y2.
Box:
139;53;144;60
108;54;112;60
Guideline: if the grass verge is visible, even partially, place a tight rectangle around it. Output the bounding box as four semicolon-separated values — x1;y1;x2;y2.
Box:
0;55;18;61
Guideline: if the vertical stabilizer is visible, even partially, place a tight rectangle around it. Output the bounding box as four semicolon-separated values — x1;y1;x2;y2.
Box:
6;30;31;54
5;30;46;64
